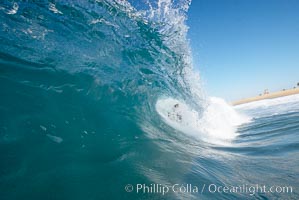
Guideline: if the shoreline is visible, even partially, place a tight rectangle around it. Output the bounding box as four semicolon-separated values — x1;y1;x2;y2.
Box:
232;87;299;106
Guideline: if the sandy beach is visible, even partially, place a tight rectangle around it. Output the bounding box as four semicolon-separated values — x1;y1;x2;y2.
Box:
232;87;299;106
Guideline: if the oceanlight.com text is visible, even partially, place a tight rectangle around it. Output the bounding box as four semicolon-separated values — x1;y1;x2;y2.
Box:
208;184;293;196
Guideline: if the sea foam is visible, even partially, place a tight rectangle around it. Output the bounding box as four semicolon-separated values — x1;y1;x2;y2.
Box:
156;97;251;144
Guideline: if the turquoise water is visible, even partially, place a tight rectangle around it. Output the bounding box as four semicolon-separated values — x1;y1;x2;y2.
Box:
0;1;298;199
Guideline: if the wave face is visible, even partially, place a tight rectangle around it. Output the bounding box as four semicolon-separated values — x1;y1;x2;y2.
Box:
0;1;298;199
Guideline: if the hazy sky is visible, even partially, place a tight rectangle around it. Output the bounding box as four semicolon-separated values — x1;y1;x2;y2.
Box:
187;0;299;101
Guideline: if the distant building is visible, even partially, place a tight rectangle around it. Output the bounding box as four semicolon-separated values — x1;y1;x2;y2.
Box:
263;89;269;95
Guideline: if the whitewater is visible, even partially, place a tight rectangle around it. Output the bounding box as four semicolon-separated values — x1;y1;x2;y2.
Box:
0;0;298;199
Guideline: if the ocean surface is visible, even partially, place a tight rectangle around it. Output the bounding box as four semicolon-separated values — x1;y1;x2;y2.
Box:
0;1;298;199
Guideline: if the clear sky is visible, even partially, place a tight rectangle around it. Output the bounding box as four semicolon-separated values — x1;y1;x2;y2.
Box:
187;0;299;101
